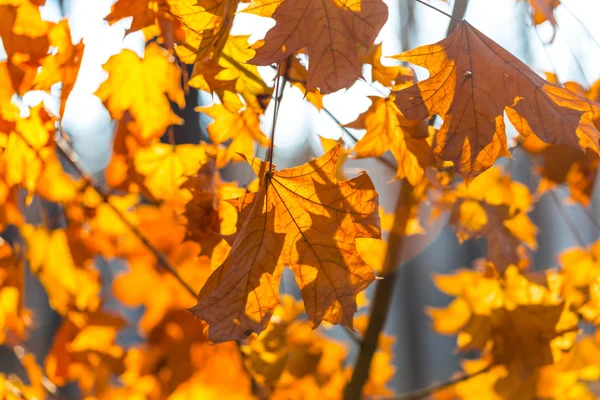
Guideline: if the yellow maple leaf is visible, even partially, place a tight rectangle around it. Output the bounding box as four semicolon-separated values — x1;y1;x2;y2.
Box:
95;43;185;141
347;95;431;185
198;91;269;164
20;225;101;315
133;142;208;203
33;19;85;117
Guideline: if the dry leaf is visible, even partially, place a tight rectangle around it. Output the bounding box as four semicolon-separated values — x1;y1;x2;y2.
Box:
190;145;380;342
393;21;600;181
245;0;388;93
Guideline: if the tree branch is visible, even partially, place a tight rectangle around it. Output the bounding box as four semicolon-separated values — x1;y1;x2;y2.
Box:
386;365;491;400
446;0;470;35
53;135;198;298
343;180;419;400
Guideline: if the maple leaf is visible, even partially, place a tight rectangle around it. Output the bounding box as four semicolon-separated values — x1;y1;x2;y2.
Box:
105;0;170;34
0;0;52;95
434;167;537;271
189;35;272;108
133;142;208;203
360;42;416;88
430;266;579;398
0;241;30;344
198;91;269;163
242;295;351;397
245;0;388;94
521;132;599;207
45;311;126;394
169;0;239;62
347;95;432;185
20;225;101;315
95;43;185;141
393;21;600;181
182;161;246;256
280;54;323;110
190;145;381;342
0;103;76;202
33;20;84;118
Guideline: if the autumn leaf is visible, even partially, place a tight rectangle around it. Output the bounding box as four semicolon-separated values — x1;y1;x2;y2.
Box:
45;311;126;394
189;34;272;108
0;240;30;345
430;266;579;398
105;0;170;34
95;43;185;141
169;0;239;62
280;54;323;110
198;91;269;163
133;142;208;203
245;0;388;93
33;20;84;118
182;161;246;256
0;0;52;95
347;95;432;185
20;225;101;315
190;145;381;342
434;167;537;271
0;103;76;202
360;42;416;88
393;21;600;181
521;133;599;206
242;295;353;398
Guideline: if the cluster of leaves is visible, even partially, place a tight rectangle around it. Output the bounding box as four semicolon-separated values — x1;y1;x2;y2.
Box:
1;0;600;398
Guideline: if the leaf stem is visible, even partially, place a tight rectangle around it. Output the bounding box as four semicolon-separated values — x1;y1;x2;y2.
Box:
414;0;459;21
321;107;398;172
343;180;418;400
267;62;286;171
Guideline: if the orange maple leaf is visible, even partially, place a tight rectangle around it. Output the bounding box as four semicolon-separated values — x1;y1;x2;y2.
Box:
198;91;269;163
360;42;416;88
393;21;600;181
245;0;388;94
0;0;52;96
95;43;185;141
169;0;240;62
106;0;170;34
347;95;432;185
33;20;84;118
190;145;381;342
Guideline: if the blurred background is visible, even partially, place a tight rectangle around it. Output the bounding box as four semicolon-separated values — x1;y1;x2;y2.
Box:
2;0;600;396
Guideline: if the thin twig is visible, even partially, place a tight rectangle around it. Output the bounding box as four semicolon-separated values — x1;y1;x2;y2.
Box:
446;0;469;35
383;365;491;400
580;205;600;231
53;135;198;298
414;0;458;20
321;107;398;172
560;2;600;52
344;180;419;400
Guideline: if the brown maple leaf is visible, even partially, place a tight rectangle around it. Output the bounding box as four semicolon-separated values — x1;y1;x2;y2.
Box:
393;21;600;182
245;0;388;94
189;145;380;342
